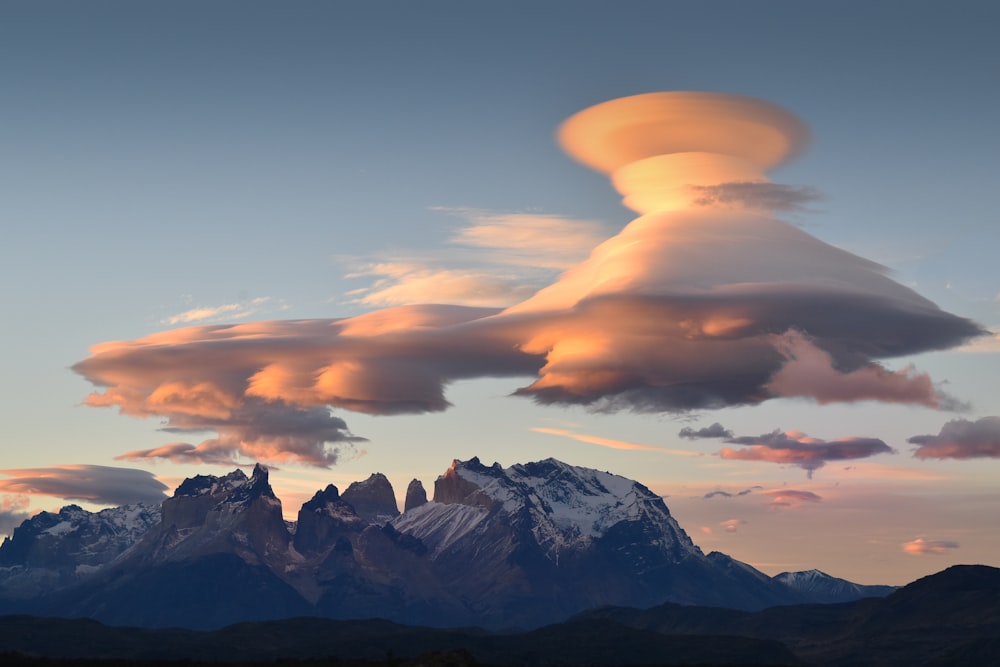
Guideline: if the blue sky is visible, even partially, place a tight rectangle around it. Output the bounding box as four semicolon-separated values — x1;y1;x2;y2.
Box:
1;1;998;584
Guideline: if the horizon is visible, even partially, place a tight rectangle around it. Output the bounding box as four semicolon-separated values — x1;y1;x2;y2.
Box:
1;1;999;589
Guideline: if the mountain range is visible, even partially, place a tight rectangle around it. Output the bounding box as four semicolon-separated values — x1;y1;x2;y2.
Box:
0;457;895;630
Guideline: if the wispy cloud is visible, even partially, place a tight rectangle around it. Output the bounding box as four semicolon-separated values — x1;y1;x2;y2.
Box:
902;537;960;555
345;209;610;307
531;426;700;454
909;416;1000;459
163;297;277;325
0;465;168;506
703;486;760;499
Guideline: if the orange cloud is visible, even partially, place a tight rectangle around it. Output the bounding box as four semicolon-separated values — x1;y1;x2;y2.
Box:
72;92;984;467
531;427;700;455
902;537;960;555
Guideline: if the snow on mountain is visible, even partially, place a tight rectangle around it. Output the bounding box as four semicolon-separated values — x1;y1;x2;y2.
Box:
395;457;699;562
0;457;896;629
774;569;897;603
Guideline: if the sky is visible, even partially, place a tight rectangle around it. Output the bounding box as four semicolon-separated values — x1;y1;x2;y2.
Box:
1;0;999;586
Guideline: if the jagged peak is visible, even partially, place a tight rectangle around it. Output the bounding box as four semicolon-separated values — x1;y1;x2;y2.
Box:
342;472;399;523
404;478;428;512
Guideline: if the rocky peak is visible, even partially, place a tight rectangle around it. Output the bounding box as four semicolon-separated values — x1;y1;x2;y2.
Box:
341;473;399;524
154;464;289;565
294;483;366;553
432;458;503;508
404;479;427;512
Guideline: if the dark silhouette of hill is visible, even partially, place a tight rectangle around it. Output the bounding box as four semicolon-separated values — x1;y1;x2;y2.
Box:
578;564;1000;666
0;564;994;666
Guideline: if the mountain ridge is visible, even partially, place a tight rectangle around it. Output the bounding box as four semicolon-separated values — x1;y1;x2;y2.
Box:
0;457;896;630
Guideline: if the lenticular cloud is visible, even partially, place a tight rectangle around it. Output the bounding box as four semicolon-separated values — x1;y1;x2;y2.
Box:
73;92;984;467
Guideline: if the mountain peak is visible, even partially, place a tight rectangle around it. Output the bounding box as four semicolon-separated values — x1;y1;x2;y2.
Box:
341;473;399;524
404;479;427;512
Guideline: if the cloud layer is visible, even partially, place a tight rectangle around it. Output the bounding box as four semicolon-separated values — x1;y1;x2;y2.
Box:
909;416;1000;459
73;92;984;467
0;465;168;506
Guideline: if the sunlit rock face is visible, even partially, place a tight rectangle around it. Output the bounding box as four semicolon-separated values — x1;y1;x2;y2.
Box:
341;473;400;524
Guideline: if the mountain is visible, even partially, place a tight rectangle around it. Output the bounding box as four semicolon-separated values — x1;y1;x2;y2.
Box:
0;456;891;630
575;564;1000;666
0;502;159;604
341;473;400;524
775;568;896;603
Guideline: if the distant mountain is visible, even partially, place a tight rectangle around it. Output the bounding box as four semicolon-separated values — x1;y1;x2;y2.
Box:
0;456;893;630
0;565;996;666
775;568;896;603
0;502;159;604
577;564;1000;666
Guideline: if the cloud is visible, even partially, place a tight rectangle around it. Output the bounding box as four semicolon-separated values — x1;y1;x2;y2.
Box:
0;465;169;506
346;209;609;307
690;182;821;213
765;330;948;408
531;426;700;455
703;486;761;499
680;422;734;439
957;330;1000;353
720;429;894;477
902;537;960;555
0;495;31;537
163;297;276;325
908;416;1000;459
346;262;541;308
763;489;823;507
721;518;747;533
73;92;984;467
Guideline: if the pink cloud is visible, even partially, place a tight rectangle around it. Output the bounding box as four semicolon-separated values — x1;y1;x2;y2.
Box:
766;330;943;407
909;416;1000;459
902;537;960;555
763;489;823;507
721;518;746;533
720;429;894;477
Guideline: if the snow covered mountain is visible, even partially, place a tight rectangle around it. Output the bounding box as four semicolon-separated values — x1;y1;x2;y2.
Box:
0;502;159;601
774;568;896;603
0;457;890;629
